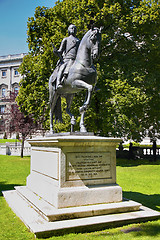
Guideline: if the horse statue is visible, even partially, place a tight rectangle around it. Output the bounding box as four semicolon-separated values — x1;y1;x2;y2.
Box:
49;26;101;133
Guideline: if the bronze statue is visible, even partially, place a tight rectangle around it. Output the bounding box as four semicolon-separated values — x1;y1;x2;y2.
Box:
52;24;80;89
49;25;101;133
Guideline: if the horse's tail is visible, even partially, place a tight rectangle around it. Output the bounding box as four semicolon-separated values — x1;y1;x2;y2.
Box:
49;77;63;123
54;96;62;123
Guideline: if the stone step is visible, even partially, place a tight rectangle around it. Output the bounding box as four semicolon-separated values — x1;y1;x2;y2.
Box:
2;190;46;229
3;189;160;238
15;186;141;222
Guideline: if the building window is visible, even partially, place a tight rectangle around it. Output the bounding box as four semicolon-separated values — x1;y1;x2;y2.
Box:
14;87;18;92
14;87;19;95
2;88;6;97
2;70;7;77
14;69;19;76
0;105;5;114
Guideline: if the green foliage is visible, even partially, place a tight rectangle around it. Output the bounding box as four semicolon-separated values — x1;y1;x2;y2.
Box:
17;0;160;140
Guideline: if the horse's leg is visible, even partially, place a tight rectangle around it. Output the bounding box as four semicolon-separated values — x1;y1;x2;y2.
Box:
72;80;93;111
66;94;76;132
49;91;58;133
50;108;54;133
72;80;93;132
80;110;87;132
49;74;55;133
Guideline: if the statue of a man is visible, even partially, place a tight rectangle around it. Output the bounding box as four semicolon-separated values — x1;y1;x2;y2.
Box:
54;24;80;89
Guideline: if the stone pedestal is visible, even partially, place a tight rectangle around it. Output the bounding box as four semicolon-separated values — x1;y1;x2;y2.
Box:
27;135;122;208
3;134;160;237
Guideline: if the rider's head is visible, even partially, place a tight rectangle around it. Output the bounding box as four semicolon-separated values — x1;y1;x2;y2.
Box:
68;24;77;36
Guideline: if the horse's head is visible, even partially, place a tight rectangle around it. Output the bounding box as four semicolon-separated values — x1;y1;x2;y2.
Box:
89;27;102;61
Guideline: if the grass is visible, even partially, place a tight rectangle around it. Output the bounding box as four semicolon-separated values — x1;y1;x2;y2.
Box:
117;158;160;212
0;155;160;239
0;139;20;144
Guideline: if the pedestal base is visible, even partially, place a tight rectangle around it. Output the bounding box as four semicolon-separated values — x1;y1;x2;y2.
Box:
26;135;123;208
3;187;160;238
27;171;122;208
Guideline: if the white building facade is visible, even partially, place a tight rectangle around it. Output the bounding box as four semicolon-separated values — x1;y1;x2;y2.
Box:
0;53;26;136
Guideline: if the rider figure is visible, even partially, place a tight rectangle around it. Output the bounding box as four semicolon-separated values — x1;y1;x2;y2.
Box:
54;24;80;89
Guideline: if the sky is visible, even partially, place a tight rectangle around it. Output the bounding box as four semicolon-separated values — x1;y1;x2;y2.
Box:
0;0;56;56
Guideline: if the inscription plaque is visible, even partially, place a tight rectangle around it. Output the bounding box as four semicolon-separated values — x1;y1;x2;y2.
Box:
67;152;111;181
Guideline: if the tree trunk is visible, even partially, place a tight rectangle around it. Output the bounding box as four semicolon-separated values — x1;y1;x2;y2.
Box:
21;136;25;158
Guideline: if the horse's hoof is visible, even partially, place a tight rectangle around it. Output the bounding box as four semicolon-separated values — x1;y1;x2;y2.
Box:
80;126;87;133
50;129;54;134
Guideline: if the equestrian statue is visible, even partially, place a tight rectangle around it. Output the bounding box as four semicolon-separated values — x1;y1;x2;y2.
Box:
49;24;102;133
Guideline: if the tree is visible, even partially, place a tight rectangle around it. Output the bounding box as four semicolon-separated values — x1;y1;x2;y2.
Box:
6;92;42;158
17;0;160;141
0;117;5;133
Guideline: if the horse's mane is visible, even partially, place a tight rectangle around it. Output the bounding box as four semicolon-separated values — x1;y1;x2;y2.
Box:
81;27;99;42
80;29;92;43
77;27;99;51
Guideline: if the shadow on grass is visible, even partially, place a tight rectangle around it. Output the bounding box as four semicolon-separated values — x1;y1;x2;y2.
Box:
89;223;160;238
0;181;22;196
139;223;160;237
117;158;160;167
123;191;160;212
86;222;160;238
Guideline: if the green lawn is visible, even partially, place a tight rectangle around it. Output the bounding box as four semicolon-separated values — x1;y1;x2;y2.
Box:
0;139;20;144
0;155;160;240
